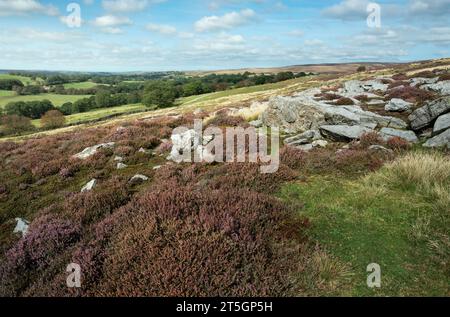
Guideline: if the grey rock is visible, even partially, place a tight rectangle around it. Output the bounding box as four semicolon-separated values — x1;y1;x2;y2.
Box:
312;140;328;148
433;113;450;134
294;144;314;151
423;128;450;148
422;80;450;95
409;97;450;130
130;174;149;182
385;98;413;112
284;130;322;145
13;218;29;236
117;163;128;170
114;156;123;162
249;120;263;128
369;145;394;154
409;77;439;87
153;165;162;170
81;179;97;193
320;125;374;141
73;143;115;160
379;128;419;143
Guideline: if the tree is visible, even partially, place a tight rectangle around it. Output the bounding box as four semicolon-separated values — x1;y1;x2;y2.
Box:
0;115;34;135
142;81;177;108
357;66;367;72
95;89;112;108
41;110;66;129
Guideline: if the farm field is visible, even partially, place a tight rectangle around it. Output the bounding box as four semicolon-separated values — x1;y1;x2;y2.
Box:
0;74;43;85
0;93;92;108
32;103;148;127
63;81;102;89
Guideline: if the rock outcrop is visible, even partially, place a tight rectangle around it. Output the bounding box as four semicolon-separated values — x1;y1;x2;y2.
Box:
13;218;29;236
379;128;419;143
423;128;450;148
320;125;374;141
433;113;450;134
409;97;450;130
385;98;412;112
73;143;115;160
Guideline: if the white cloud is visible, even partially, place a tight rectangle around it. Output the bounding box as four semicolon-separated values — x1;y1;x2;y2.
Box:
92;15;132;27
146;23;177;35
0;0;59;16
287;29;304;37
194;9;256;32
193;33;246;51
102;0;165;12
408;0;450;15
322;0;369;20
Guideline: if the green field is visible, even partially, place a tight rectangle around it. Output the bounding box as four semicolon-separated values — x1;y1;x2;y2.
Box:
0;90;15;97
279;152;450;296
32;103;148;127
0;74;42;85
63;81;103;89
0;93;92;108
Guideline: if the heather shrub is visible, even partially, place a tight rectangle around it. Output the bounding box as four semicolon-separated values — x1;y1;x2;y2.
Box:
333;97;354;105
386;137;411;151
86;186;305;296
63;177;130;225
438;73;450;81
207;113;249;128
315;92;342;101
354;95;369;102
392;73;408;81
386;86;435;104
388;80;408;89
0;215;80;296
410;71;436;79
334;149;384;174
358;132;385;149
280;146;308;170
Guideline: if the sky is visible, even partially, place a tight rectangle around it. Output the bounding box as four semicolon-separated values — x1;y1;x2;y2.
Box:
0;0;449;72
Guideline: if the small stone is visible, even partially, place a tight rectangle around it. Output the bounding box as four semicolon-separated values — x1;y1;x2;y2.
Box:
81;179;97;193
13;218;29;236
130;174;149;182
312;140;328;148
114;156;124;162
117;163;128;170
153;165;162;170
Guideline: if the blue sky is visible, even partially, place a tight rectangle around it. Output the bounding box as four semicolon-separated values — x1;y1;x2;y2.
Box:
0;0;449;72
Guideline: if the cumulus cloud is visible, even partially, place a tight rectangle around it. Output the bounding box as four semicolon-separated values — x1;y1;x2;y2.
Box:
146;23;177;35
408;0;450;15
102;0;165;12
322;0;370;20
92;15;132;27
0;0;59;16
195;9;256;32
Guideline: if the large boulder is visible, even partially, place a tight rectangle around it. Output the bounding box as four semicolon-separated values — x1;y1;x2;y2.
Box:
410;77;439;87
284;130;322;146
423;128;450;148
379;128;418;143
409;97;450;130
339;80;388;97
433;113;450;135
73;142;115;160
260;96;326;133
320;125;374;142
168;129;215;163
385;98;413;112
422;80;450;95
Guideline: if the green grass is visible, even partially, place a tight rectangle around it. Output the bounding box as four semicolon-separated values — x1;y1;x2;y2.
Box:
32;103;148;127
0;90;14;97
63;81;101;89
178;79;300;106
0;74;42;85
279;154;449;296
0;93;92;108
